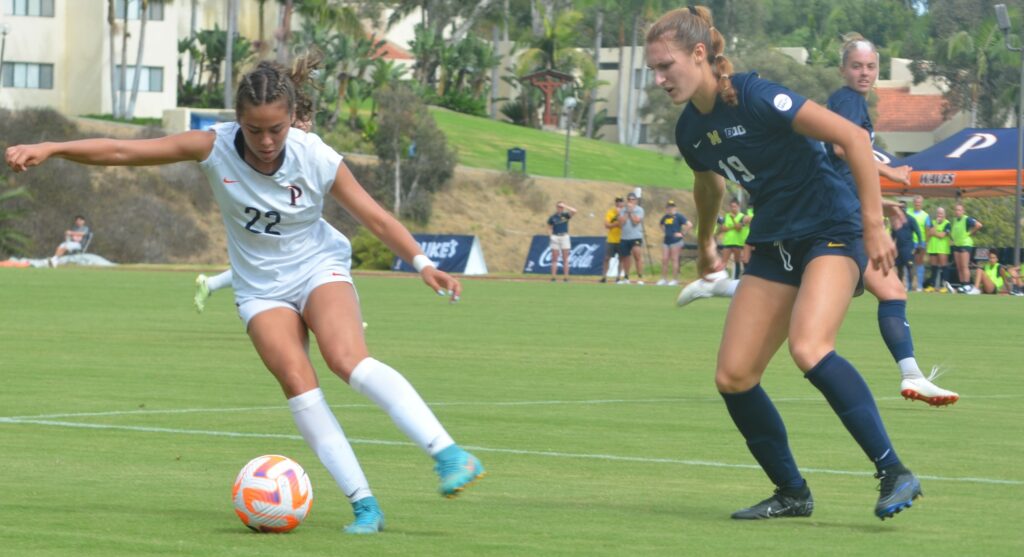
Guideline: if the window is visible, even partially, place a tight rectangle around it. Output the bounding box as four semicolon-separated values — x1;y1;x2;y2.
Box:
113;0;164;21
2;62;54;89
633;68;653;90
4;0;55;16
114;66;164;92
598;62;619;71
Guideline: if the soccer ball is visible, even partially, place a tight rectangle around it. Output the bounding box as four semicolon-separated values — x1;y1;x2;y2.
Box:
232;455;313;533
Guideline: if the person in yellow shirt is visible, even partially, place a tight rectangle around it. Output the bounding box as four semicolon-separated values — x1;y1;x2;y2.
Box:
600;196;625;283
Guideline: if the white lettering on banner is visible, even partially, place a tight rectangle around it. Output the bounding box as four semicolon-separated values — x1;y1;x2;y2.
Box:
418;239;461;259
920;173;955;186
539;243;602;269
947;133;997;159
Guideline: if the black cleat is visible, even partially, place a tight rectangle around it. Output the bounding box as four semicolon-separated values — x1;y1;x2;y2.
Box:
875;467;922;520
731;487;814;520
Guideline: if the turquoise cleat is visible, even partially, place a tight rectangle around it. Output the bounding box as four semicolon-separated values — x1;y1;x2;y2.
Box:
344;496;384;534
193;274;210;314
433;444;486;498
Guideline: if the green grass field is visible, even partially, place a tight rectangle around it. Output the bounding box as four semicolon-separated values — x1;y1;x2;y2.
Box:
1;268;1021;556
430;108;694;189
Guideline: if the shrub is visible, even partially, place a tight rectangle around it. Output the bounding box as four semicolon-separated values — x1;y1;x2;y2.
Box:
350;227;394;270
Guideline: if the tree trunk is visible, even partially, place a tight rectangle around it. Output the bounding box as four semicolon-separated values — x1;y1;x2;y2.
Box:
107;0;118;117
276;0;292;65
530;0;544;38
118;1;130;119
393;145;403;216
616;21;626;144
630;64;648;145
188;0;198;83
502;0;509;42
490;25;501;119
618;14;634;145
586;9;603;138
225;0;237;109
126;0;149;120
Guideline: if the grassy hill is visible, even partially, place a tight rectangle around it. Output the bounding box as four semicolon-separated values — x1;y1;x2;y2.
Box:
430;108;694;190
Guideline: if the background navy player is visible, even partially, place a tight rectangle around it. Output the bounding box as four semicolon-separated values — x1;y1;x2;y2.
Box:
646;6;922;521
825;33;957;406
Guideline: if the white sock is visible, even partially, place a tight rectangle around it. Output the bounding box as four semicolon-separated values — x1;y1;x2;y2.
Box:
897;357;924;380
288;388;372;503
349;357;455;456
207;269;233;293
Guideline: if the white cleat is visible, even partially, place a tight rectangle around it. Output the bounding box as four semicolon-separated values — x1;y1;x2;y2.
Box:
676;270;729;307
901;370;959;407
656;279;668;286
194;274;210;314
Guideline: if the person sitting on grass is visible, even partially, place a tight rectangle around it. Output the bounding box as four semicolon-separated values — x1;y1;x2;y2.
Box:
965;250;1023;296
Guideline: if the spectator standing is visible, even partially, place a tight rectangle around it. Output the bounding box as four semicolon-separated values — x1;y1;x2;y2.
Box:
948;203;983;292
617;192;646;284
925;207;951;291
720;199;746;278
600;196;625;283
906;195;931;291
547;201;577;282
657;200;692;285
891;201;920;290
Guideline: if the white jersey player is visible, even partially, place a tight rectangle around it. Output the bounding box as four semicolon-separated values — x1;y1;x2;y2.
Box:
6;55;484;535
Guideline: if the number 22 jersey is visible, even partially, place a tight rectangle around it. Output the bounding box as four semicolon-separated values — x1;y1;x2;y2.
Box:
674;72;861;244
198;122;352;301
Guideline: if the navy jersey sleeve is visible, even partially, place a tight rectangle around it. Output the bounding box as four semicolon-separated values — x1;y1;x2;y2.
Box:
678;214;688;225
909;217;921;239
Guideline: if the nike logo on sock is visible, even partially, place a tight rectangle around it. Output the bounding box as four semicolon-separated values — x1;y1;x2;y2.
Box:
223;177;240;184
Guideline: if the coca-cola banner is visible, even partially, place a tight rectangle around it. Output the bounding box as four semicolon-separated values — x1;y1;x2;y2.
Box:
522;236;606;276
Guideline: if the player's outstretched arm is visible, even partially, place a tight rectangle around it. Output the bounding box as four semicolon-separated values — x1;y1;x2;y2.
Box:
5;131;215;173
330;162;461;302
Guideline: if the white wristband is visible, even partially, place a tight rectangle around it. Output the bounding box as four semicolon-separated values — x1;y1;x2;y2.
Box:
412;254;435;273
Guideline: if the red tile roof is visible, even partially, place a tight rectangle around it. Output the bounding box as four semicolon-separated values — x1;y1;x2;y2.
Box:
874;86;949;132
373;40;414;61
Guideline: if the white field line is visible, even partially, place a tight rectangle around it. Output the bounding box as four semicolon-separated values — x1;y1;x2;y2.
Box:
3;393;1016;421
0;415;1020;486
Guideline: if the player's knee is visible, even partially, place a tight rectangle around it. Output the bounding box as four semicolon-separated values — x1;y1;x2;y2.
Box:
715;366;757;393
322;351;369;380
788;342;830;373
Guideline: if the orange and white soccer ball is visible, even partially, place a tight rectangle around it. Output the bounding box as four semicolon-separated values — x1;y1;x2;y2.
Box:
232;455;313;533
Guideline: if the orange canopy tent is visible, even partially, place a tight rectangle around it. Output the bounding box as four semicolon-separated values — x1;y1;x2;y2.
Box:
878;128;1021;198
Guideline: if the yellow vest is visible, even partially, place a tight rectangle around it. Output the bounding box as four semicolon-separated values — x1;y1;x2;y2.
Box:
951;216;975;247
908;209;930;244
927;219;951;254
984;262;1004;290
722;212;745;246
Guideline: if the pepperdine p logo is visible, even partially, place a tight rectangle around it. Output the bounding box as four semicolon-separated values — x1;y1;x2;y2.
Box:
287;184;303;206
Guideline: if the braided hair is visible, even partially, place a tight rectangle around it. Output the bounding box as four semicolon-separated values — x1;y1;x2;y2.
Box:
234;50;322;124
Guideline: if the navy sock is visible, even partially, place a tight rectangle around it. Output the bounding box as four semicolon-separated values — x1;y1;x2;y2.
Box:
720;385;804;490
877;300;915;362
805;352;900;471
926;266;937;288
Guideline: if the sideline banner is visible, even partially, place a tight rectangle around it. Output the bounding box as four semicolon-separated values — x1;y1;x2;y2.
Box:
392;234;488;275
523;235;605;275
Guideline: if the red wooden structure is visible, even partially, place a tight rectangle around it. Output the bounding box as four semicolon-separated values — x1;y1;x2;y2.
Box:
522;69;575;127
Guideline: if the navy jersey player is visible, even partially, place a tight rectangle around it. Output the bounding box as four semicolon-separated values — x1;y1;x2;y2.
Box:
5;55;485;534
645;6;921;521
825;34;957;406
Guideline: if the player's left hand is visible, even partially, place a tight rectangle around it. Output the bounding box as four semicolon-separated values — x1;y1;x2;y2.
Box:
864;226;896;275
890;165;913;186
421;267;461;303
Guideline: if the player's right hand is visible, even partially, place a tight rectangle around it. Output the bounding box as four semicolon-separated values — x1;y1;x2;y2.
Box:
5;144;50;173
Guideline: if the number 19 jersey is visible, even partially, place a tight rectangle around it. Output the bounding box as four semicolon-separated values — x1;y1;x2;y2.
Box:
198;122;352;302
674;72;861;243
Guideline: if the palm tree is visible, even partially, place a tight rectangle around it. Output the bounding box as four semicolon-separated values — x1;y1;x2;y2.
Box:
118;0;130;119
